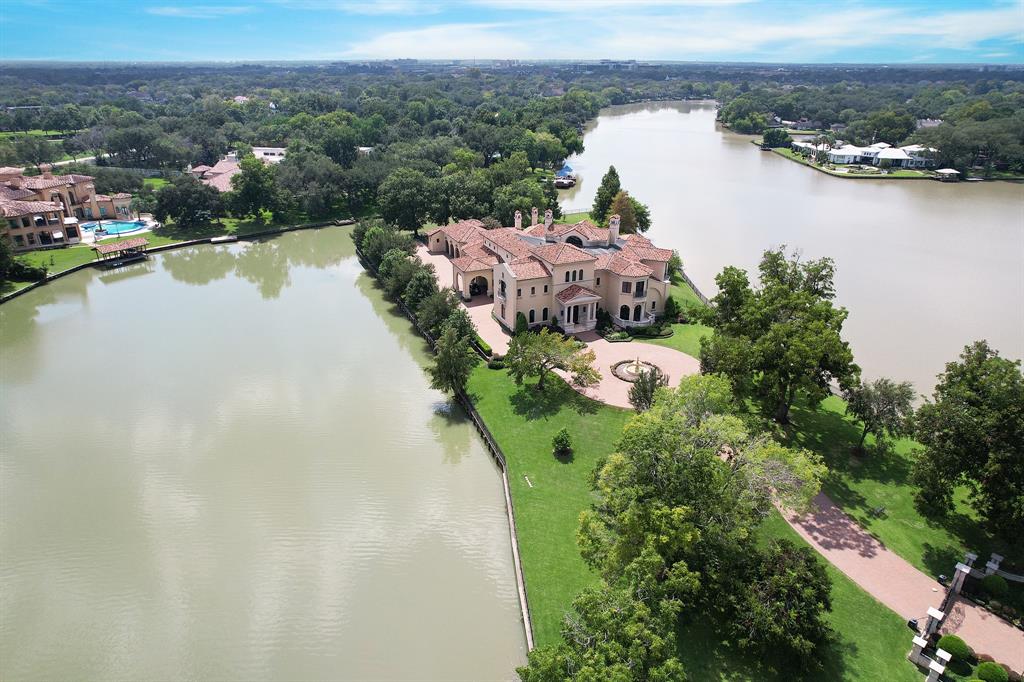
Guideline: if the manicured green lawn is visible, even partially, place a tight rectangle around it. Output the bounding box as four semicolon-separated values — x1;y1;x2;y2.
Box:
466;366;630;646
560;211;592;223
676;510;920;681
142;177;168;190
669;273;706;311
19;246;99;272
466;366;921;679
782;396;1020;577
641;322;711;357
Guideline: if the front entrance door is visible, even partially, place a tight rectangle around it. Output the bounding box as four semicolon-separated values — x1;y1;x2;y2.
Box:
571;305;579;324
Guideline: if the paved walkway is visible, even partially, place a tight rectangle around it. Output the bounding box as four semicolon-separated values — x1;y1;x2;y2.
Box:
786;494;1024;674
420;244;1024;673
418;244;700;406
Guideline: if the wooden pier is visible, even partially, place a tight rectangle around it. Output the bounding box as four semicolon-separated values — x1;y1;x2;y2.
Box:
92;237;149;269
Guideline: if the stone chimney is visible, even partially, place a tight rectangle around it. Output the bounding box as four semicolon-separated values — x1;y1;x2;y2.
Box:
8;176;22;189
531;206;539;226
40;164;53;179
544;209;553;231
514;210;522;230
608;214;620;247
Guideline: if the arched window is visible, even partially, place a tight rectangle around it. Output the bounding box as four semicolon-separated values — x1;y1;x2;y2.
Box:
571;270;577;282
566;236;583;247
529;309;535;323
651;301;656;310
565;271;570;282
542;307;549;321
634;304;643;321
578;269;584;280
620;305;630;320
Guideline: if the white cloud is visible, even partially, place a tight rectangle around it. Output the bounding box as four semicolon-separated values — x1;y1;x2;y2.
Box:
340;22;531;59
472;0;753;9
270;0;442;14
146;5;252;19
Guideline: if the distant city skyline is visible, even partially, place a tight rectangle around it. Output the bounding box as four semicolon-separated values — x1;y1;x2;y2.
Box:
1;0;1021;64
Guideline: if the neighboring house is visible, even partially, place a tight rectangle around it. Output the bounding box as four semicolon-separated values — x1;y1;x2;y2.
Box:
792;118;823;131
830;122;848;133
427;208;672;333
916;118;943;129
797;140;938;168
0;165;133;251
190;147;286;192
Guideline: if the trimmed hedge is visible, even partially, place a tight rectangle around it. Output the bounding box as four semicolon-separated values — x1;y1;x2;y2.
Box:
937;634;972;662
980;574;1010;599
474;334;492;356
976;661;1009;682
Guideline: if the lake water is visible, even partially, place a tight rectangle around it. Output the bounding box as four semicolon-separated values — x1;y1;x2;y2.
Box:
561;101;1024;393
0;228;527;680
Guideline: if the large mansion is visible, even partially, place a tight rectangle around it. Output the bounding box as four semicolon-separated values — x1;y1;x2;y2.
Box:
0;165;132;252
427;208;672;334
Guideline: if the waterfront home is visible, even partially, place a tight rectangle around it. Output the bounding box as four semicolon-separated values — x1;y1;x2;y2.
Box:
427;208;672;333
0;165;132;251
190;147;287;192
794;140;938;169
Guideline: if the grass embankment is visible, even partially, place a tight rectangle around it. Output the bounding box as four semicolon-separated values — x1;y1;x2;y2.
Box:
560;211;592;223
467;366;920;679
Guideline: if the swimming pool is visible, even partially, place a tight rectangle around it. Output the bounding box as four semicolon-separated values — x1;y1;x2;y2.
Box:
81;220;147;236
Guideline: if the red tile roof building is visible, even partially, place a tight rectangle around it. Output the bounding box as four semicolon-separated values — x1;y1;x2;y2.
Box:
0;165;133;252
428;208;673;333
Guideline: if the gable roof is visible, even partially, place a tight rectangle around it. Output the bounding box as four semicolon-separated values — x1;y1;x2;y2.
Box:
555;284;600;303
507;256;550;279
597;252;654;277
532;241;596;265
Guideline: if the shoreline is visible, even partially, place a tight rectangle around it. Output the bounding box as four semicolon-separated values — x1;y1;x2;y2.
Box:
0;218;355;305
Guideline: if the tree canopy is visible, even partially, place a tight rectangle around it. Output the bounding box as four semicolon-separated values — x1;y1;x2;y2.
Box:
912;341;1023;536
699;247;860;423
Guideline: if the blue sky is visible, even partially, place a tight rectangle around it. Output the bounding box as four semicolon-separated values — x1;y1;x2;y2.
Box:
1;0;1021;63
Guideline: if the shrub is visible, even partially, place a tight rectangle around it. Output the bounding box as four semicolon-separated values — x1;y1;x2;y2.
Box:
552;428;572;456
481;216;502;229
663;295;681;321
515;311;529;335
474;334;492;356
980;575;1009;599
596;307;613;331
976;661;1009;682
487;358;505;370
937;634;972;662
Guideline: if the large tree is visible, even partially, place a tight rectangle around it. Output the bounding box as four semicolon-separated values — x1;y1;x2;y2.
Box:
517;577;686;682
912;341;1023;535
154;175;224;229
378;167;432;232
591;165;621;225
844;377;916;450
228;154;279;220
608;190;638;232
505;327;599;392
725;539;833;661
699;248;859;423
578;374;825;605
426;326;479;395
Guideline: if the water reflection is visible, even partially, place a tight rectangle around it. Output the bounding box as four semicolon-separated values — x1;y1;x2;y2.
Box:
159;228;355;299
0;227;527;680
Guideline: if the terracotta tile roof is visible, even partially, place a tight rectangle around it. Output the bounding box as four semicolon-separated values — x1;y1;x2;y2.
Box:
601;252;653;277
425;224;445;235
93;237;148;254
0;184;36;200
622;233;653;246
19;173;93;190
485;228;533;257
527;219;609;242
623;243;673;261
94;194;111;201
461;242;496;260
441;219;486;243
555;284;600;303
532;242;596;265
0;166;24;175
451;255;494;272
0;197;61;218
203;167;239;192
112;192;132;200
190;164;212;173
507;256;550;279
